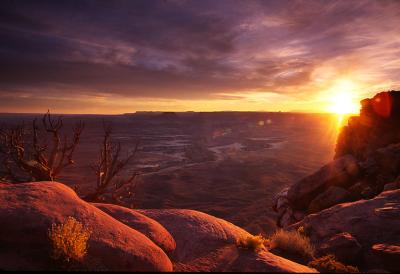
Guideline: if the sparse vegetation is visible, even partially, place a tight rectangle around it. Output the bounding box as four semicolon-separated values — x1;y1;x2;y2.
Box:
48;216;91;263
308;255;359;273
268;229;315;260
297;225;306;235
82;121;139;203
0;110;84;182
236;234;268;251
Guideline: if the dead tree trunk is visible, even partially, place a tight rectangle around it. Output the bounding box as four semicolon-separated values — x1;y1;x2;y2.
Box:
83;121;138;203
0;110;84;182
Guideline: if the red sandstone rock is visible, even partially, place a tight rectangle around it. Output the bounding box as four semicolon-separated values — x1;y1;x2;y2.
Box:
287;155;359;210
138;209;316;272
319;232;362;264
308;186;351;213
93;203;176;255
290;190;400;271
371;243;400;272
0;182;172;271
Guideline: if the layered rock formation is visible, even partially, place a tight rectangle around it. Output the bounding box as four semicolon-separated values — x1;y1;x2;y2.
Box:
335;90;400;160
273;90;400;272
274;91;400;228
290;190;400;272
0;181;316;272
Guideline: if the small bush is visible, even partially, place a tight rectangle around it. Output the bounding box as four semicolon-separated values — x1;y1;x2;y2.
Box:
297;225;305;235
308;255;359;273
237;234;268;251
48;217;91;263
269;229;315;260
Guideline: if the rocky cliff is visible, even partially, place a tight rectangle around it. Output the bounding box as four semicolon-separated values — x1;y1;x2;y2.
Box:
336;90;400;160
273;90;400;272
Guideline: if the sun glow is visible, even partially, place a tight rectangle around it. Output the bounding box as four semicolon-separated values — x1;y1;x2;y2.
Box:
327;79;360;115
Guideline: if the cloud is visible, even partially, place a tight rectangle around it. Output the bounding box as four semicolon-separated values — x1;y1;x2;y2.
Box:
0;0;400;113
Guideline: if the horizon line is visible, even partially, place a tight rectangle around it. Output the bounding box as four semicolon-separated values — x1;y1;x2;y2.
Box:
0;110;359;116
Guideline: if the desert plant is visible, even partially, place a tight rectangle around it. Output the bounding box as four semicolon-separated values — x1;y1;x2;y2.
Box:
0;110;84;182
308;254;359;273
48;216;91;263
236;234;268;251
268;229;315;260
83;121;138;203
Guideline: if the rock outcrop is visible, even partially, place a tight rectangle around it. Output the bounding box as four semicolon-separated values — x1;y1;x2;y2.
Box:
272;91;400;272
287;155;359;210
274;91;400;228
335;91;400;160
290;189;400;272
137;209;316;272
0;182;173;271
93;203;176;255
0;181;317;272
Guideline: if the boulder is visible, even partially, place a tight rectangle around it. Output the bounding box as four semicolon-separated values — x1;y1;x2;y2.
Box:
222;247;317;273
290;190;400;271
308;186;351;213
348;180;374;200
93;203;176;255
319;232;362;264
273;187;298;227
138;209;316;272
287;155;359;210
383;182;398;191
371;244;400;272
138;209;252;262
0;182;172;271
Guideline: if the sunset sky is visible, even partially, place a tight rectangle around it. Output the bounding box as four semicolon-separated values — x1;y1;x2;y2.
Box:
0;0;399;114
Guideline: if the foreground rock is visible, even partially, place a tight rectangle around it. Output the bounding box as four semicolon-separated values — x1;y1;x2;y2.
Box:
0;182;172;271
0;182;318;272
93;203;176;255
139;209;316;272
287;155;359;210
290;189;400;272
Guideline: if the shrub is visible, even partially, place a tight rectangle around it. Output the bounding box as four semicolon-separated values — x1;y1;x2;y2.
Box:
48;217;91;263
308;254;359;273
236;234;268;251
268;229;315;260
297;225;306;235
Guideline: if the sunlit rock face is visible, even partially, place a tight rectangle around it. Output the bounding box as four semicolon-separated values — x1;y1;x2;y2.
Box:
289;189;400;273
335;90;400;160
274;91;400;228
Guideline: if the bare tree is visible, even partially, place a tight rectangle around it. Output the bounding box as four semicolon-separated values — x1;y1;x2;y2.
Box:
83;121;139;202
0;110;84;182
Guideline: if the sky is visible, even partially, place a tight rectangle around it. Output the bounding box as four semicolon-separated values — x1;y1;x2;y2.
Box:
0;0;399;114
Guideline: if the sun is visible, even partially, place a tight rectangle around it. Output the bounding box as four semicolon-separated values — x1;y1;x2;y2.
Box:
327;79;360;115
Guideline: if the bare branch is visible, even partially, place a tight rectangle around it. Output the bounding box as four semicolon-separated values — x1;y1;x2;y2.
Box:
0;110;84;183
83;122;139;203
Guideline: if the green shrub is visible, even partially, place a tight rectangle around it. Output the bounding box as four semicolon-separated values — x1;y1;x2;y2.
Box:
308;254;359;273
48;217;91;263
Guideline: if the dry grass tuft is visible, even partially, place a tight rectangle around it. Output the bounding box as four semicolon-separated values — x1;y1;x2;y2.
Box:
48;216;92;263
269;229;315;260
236;234;268;251
308;254;359;273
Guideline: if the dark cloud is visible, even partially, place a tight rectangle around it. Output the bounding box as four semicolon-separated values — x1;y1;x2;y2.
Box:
0;0;400;112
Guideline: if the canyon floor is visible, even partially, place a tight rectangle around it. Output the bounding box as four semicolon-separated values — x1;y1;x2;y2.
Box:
0;112;345;235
